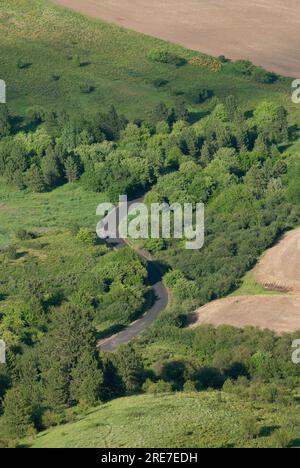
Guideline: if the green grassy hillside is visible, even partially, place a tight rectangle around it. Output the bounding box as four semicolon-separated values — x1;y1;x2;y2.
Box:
22;392;300;448
0;0;297;120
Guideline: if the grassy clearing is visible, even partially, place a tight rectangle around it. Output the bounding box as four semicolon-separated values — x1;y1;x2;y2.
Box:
22;392;300;448
0;179;106;246
0;229;103;296
231;271;282;297
0;0;298;121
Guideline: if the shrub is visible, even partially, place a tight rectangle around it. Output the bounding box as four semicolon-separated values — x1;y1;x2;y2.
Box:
69;223;80;237
80;84;95;94
222;379;235;394
218;55;230;63
252;67;278;84
240;415;260;440
188;55;223;72
232;60;254;76
198;88;214;103
154;380;173;394
16;229;34;241
183;380;197;392
148;48;184;66
143;379;173;394
5;245;18;260
142;378;156;393
186;88;214;104
271;428;292;448
144;238;166;254
72;54;81;67
231;61;277;84
25;106;45;124
41;410;62;429
259;384;278;403
156;121;170;135
164;270;185;288
76;228;97;245
95;244;109;256
153;79;169;88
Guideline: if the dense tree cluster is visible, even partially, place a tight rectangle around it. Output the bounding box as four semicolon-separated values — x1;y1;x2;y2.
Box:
144;317;300;401
0;304;145;444
143;97;295;305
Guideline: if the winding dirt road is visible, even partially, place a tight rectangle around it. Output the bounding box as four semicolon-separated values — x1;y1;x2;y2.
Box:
190;227;300;334
50;0;300;77
97;198;169;352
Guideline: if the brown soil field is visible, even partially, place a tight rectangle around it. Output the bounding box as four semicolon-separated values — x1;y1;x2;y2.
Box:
191;228;300;334
50;0;300;77
255;228;300;293
189;295;300;334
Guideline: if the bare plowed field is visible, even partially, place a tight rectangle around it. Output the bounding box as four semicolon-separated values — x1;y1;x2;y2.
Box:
51;0;300;77
191;228;300;334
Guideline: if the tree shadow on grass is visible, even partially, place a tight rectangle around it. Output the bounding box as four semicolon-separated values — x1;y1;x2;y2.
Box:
259;425;280;438
80;62;92;68
189;110;210;124
18;62;32;70
290;438;300;448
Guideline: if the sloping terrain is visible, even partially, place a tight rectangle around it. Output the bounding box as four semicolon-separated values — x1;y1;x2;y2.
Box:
51;0;300;77
22;392;298;448
191;228;300;334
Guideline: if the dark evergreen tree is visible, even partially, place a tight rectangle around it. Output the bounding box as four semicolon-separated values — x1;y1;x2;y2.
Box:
102;357;125;400
41;148;62;188
0;365;10;410
225;95;239;121
15;350;42;428
94;106;127;140
40;305;99;410
3;386;34;438
25;164;45;192
114;345;144;393
254;134;270;157
215;124;232;149
201;141;213;166
64;156;79;183
4;143;28;187
0;104;11;138
236;124;250;151
172;98;189;122
152;102;169;124
70;350;104;405
43;363;68;412
44;111;60;137
60;121;79;153
273;106;289;143
180;127;198;157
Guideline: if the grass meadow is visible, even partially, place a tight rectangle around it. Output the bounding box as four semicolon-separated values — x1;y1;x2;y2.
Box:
22;392;300;448
0;179;107;246
231;271;283;297
0;0;298;121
